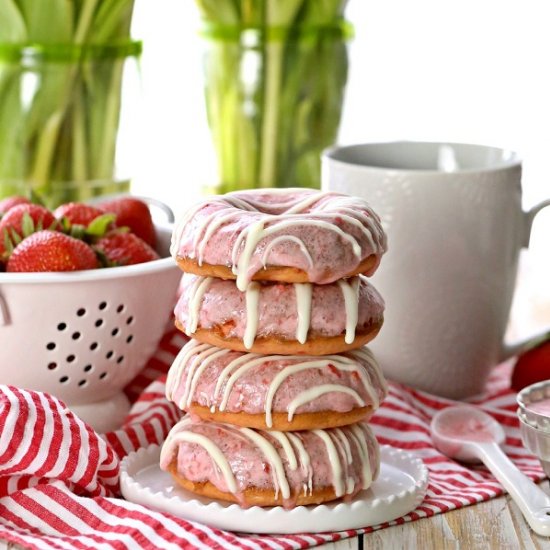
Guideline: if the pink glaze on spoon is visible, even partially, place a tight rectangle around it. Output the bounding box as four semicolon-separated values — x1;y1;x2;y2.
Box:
527;398;550;416
431;405;550;536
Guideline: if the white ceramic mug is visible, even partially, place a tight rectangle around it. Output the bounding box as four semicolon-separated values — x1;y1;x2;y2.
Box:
322;141;550;398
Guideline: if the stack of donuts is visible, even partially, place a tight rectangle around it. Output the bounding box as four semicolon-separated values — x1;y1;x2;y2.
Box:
161;189;389;509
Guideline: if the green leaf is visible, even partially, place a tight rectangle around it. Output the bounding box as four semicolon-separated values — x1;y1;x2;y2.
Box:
86;213;116;237
0;0;27;42
9;227;22;245
3;228;14;254
17;0;73;43
69;224;86;240
21;211;34;236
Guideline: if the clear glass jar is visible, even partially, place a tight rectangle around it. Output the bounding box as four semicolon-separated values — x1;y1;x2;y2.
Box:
200;18;353;193
0;41;141;207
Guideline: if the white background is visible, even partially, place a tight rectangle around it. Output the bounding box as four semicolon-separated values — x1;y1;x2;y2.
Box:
131;0;550;338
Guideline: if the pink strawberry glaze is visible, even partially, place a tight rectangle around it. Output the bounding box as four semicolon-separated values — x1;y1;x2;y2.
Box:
436;408;497;442
174;274;384;341
527;398;550;416
160;418;380;507
171;189;387;286
166;341;387;416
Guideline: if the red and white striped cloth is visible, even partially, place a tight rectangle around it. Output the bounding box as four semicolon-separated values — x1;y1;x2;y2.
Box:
0;326;544;549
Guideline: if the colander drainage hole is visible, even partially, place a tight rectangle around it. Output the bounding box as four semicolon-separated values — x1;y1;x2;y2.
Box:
95;319;104;327
126;316;134;325
126;335;133;344
90;342;98;351
66;354;76;363
46;342;56;350
99;301;107;310
76;308;86;317
106;350;114;359
47;362;57;370
111;328;119;337
117;356;124;364
57;322;67;331
78;380;87;388
83;365;93;372
116;304;125;313
72;332;81;340
59;376;69;384
99;372;107;380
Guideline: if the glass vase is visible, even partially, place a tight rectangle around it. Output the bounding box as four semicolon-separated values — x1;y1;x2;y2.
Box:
199;4;352;193
0;41;141;207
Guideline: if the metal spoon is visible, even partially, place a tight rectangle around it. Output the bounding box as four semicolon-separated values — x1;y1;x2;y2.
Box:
431;405;550;536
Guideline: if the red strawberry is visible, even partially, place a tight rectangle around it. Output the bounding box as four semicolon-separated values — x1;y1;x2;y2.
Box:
0;195;31;215
511;334;550;392
0;204;57;258
7;230;99;272
54;202;105;227
99;197;156;247
94;232;159;266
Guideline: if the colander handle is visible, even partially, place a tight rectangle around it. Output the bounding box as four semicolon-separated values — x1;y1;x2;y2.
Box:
135;196;175;224
87;194;175;224
0;293;10;325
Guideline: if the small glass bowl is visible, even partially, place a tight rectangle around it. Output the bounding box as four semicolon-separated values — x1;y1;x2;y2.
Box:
517;380;550;477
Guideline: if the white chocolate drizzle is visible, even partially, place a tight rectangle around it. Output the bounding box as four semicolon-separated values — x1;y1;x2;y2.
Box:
172;190;387;291
287;385;365;422
166;341;387;429
160;418;377;501
338;278;361;344
185;277;213;335
294;283;312;344
244;282;261;349
240;427;290;499
313;429;345;497
181;274;371;347
160;419;238;494
261;235;314;269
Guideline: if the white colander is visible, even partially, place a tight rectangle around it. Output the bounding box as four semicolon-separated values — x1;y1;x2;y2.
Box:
0;222;181;432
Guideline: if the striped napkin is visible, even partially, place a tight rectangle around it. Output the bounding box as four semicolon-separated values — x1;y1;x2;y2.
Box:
0;326;544;549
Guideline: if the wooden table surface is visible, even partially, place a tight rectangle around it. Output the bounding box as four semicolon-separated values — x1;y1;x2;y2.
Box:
319;487;550;550
2;486;550;550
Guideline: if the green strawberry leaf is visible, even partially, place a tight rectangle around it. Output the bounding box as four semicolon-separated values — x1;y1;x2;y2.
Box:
3;229;13;255
9;228;22;245
29;189;46;207
94;248;119;268
86;214;116;238
21;211;35;237
69;224;87;240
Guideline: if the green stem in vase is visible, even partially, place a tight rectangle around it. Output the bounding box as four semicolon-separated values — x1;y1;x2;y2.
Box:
0;0;138;206
197;0;351;192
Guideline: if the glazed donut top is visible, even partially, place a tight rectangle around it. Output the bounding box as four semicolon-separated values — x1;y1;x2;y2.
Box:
160;417;380;506
166;340;388;427
175;273;385;349
171;189;387;290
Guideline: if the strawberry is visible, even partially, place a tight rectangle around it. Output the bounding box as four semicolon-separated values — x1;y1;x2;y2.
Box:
0;204;57;259
98;197;156;247
0;195;31;215
94;232;159;266
54;202;105;228
511;334;550;392
7;230;99;272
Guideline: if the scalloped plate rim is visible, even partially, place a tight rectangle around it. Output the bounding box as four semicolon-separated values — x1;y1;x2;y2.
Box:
120;444;428;534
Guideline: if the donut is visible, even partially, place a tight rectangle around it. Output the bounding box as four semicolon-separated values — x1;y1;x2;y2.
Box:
170;189;387;291
160;417;380;508
175;273;384;354
166;340;388;431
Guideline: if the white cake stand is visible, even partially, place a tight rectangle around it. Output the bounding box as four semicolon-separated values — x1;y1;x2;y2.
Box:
120;444;428;534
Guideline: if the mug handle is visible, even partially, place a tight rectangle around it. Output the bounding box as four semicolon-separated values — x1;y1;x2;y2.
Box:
501;198;550;359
